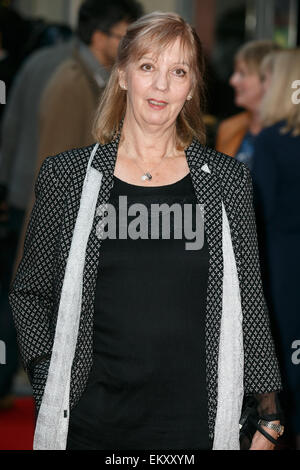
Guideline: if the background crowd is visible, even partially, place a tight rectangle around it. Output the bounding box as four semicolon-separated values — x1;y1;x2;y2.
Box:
0;0;299;450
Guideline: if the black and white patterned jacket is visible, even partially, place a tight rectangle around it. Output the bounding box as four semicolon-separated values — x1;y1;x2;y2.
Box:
9;137;282;441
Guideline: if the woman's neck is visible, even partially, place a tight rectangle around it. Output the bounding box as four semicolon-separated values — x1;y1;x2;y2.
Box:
248;109;263;135
119;116;180;163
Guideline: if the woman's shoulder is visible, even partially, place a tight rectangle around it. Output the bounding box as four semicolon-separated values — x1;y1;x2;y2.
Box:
47;143;95;166
254;121;300;170
191;141;250;215
256;120;286;139
255;120;300;152
39;144;96;189
193;140;248;188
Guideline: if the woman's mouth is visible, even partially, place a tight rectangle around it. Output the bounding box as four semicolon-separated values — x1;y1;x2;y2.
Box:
148;99;168;110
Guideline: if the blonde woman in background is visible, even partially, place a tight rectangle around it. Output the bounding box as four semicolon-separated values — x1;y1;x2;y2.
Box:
216;40;281;170
252;48;300;449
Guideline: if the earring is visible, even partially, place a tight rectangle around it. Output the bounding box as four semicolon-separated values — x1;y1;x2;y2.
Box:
187;95;192;101
121;84;127;90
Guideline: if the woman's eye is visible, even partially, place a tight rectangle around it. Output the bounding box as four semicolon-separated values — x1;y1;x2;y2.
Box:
173;69;187;77
141;64;153;71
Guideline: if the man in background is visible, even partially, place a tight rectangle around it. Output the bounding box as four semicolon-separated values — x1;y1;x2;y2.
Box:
12;0;143;277
37;0;143;162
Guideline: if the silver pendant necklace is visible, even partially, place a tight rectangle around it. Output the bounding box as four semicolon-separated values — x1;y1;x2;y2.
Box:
131;151;172;181
141;172;152;181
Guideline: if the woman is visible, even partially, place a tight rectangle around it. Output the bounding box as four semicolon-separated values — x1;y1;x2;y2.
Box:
216;40;281;170
9;12;283;451
252;48;300;449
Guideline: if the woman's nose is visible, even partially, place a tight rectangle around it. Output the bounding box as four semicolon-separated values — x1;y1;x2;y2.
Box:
153;71;169;91
229;72;238;87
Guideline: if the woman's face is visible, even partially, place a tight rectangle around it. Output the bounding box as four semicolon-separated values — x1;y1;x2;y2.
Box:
229;59;265;112
119;37;193;130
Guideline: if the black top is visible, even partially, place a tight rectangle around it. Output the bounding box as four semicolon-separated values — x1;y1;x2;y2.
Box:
67;172;211;450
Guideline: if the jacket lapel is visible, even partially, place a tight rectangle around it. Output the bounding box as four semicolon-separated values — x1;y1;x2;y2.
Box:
70;138;120;384
185;141;223;435
54;161;90;320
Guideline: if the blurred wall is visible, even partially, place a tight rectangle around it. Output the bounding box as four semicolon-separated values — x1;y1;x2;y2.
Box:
143;0;177;13
13;0;71;23
13;0;195;27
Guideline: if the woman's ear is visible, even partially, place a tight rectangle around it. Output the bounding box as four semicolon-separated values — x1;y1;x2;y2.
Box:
186;89;193;101
118;69;127;91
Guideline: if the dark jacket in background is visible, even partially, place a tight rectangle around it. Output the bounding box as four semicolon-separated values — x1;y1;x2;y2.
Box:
252;120;300;434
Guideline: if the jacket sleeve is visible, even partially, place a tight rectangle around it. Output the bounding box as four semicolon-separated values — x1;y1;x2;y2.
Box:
8;155;64;385
237;164;282;395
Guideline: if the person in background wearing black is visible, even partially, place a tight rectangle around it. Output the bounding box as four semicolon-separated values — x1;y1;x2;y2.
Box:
252;48;300;450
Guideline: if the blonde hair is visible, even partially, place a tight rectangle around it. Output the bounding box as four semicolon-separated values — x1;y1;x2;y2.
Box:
260;48;300;136
235;40;282;74
92;11;206;148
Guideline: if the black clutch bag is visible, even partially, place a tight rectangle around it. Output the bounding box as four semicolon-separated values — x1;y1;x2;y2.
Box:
239;396;259;450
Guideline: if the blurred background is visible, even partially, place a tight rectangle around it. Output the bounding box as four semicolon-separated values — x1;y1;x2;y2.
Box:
0;0;299;451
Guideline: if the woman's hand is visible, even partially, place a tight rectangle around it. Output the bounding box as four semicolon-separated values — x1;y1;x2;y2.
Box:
249;425;279;450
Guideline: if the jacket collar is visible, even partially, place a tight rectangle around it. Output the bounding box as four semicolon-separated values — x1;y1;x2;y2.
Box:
90;134;210;176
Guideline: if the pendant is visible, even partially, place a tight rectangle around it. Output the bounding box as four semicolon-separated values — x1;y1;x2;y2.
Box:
141;173;152;181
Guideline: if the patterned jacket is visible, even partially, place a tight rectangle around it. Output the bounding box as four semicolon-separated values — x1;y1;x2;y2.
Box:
9;138;282;441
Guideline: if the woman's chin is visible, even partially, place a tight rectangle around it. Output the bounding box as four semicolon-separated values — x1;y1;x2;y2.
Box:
142;115;170;127
234;97;245;108
234;96;252;111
